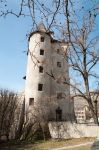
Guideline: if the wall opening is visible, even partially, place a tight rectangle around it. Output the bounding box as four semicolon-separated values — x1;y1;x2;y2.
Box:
57;93;62;99
57;62;61;67
39;66;43;73
29;98;34;106
56;107;62;121
38;83;43;91
40;49;44;55
40;36;44;42
57;49;60;54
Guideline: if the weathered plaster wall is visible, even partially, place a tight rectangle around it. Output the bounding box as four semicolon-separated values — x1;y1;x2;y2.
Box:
25;30;74;120
49;122;99;139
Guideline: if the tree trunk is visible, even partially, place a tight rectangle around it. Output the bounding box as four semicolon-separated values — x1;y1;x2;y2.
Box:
15;99;25;139
88;100;99;125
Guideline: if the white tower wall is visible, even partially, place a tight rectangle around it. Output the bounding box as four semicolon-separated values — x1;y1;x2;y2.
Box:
25;27;74;121
25;33;52;106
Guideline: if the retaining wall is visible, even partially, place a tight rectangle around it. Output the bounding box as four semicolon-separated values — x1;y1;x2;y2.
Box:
49;122;99;139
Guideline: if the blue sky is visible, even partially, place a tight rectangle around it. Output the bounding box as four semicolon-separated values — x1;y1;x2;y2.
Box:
0;0;58;92
0;15;31;92
0;0;62;92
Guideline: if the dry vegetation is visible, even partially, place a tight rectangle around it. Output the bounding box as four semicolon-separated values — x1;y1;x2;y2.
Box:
0;137;95;150
70;145;91;150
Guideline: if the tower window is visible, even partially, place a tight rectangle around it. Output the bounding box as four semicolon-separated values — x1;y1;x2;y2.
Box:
57;93;62;99
57;49;60;54
29;98;34;106
40;36;44;42
39;66;43;73
56;107;62;121
40;49;44;55
38;83;43;91
57;62;61;67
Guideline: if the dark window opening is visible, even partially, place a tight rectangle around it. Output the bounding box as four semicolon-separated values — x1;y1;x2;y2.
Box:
29;98;34;106
41;36;44;42
23;76;26;80
64;77;66;81
57;93;62;99
39;66;43;73
57;62;61;67
38;83;43;91
56;107;62;121
40;49;44;55
57;49;60;53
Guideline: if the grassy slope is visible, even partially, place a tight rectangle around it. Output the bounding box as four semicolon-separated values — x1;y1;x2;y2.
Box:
70;145;91;150
35;137;94;150
0;138;94;150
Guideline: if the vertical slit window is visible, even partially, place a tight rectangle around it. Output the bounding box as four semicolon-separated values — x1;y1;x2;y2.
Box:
39;66;43;73
40;49;44;55
56;107;62;121
38;84;43;91
41;36;44;42
29;98;34;106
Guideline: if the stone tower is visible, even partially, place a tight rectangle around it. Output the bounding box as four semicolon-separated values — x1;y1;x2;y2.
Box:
25;24;74;121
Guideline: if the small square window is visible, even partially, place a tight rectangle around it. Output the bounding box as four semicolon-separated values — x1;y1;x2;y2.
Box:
57;49;60;53
29;98;34;106
39;66;43;73
38;84;43;91
41;36;44;42
57;62;61;67
40;49;44;55
57;93;62;99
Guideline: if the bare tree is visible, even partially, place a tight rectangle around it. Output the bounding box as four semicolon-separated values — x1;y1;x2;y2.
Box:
0;0;99;125
15;98;25;140
63;1;99;124
0;89;19;140
20;97;55;140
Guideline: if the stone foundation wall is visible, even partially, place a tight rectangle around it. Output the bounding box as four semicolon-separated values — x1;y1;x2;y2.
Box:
49;122;99;139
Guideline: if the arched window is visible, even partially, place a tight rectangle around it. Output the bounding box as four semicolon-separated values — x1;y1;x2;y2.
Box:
56;107;62;121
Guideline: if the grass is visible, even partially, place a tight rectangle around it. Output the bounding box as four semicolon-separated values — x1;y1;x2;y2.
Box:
70;145;91;150
34;138;94;150
0;137;94;150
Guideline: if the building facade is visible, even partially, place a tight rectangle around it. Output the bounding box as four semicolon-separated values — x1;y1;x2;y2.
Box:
73;92;99;123
74;106;88;123
25;24;74;121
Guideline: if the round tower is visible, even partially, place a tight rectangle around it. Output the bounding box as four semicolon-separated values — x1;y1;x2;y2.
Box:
25;24;52;104
25;24;74;121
